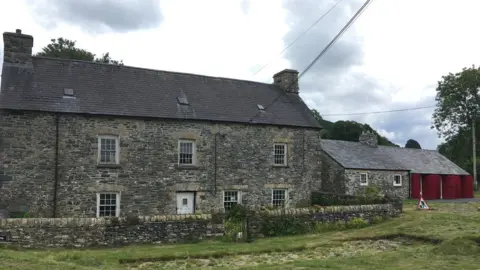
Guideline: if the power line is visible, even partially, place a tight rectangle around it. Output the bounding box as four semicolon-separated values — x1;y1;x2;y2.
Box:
321;105;436;117
249;0;373;123
252;0;345;76
299;0;372;79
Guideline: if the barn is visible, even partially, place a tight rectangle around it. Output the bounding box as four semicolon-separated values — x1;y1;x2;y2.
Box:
320;131;473;200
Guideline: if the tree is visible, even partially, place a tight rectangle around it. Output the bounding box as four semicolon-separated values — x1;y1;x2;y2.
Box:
405;139;421;149
432;65;480;140
36;38;123;65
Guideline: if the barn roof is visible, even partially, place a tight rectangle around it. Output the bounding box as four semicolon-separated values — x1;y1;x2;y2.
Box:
0;56;321;129
321;139;470;175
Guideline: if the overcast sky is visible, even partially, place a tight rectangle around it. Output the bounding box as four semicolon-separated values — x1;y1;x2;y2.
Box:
1;0;479;150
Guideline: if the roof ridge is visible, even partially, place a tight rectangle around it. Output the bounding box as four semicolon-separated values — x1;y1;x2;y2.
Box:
32;56;276;87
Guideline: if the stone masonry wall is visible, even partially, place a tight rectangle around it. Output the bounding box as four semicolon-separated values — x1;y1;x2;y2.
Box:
0;204;398;248
319;151;346;194
0;110;56;217
345;169;409;199
0;214;223;248
0;110;323;217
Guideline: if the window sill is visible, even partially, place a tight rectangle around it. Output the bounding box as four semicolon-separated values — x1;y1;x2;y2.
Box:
393;184;402;187
97;164;121;169
175;164;199;170
272;164;289;168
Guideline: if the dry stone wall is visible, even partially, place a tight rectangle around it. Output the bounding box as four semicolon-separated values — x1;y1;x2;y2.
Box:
0;204;399;248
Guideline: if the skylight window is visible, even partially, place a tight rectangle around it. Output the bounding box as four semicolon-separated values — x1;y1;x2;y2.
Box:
177;96;189;105
64;88;74;96
257;104;265;110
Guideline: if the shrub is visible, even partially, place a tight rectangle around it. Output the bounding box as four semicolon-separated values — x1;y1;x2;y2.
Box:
224;220;244;242
260;214;314;237
347;217;368;229
225;204;247;223
311;191;393;207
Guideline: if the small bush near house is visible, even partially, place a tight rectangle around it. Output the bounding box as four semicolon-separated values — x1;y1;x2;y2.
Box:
311;190;394;207
260;214;315;237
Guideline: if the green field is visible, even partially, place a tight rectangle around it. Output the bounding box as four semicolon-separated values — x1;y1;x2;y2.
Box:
1;199;480;269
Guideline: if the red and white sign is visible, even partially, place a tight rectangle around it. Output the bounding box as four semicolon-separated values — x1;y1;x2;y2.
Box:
417;194;430;210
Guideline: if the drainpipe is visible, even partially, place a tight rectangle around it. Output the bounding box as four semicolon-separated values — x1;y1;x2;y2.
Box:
214;132;218;195
408;170;411;199
52;113;60;218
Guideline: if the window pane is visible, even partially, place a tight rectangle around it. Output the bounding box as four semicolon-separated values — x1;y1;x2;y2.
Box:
100;138;117;164
274;144;286;165
179;141;194;164
224;191;239;210
98;193;118;217
272;189;286;207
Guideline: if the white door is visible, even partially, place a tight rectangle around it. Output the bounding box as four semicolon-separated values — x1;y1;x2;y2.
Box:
176;192;195;214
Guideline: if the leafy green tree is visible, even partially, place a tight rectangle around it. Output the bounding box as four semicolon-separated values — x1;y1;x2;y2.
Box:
432;65;480;139
36;38;123;65
438;126;479;176
405;139;421;149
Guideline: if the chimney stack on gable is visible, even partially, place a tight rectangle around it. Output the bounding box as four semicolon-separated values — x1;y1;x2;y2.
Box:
3;29;34;67
359;130;378;147
273;69;299;93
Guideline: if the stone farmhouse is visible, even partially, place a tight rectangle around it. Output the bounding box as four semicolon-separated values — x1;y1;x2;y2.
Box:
0;29;324;218
320;131;474;200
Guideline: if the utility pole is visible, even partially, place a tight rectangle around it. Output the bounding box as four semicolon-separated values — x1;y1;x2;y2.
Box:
473;118;477;190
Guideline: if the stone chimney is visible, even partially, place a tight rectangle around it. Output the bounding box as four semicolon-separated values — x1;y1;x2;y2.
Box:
3;29;34;67
273;69;299;93
359;130;378;147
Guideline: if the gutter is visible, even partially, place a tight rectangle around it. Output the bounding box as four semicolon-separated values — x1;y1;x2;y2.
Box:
52;113;60;218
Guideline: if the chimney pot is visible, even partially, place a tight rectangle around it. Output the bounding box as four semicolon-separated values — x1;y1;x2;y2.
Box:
273;69;299;93
16;29;21;34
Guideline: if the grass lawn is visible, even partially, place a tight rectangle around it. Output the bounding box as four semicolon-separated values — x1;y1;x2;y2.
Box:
1;199;480;269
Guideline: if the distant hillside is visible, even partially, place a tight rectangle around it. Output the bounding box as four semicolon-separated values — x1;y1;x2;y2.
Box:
312;110;399;147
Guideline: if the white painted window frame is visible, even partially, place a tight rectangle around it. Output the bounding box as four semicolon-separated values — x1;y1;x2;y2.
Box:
97;135;120;165
178;139;196;165
223;190;242;210
273;143;287;166
393;174;402;187
96;192;120;217
360;173;368;186
271;188;288;208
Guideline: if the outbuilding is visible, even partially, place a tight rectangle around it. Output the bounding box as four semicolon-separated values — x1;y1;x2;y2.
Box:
320;131;472;200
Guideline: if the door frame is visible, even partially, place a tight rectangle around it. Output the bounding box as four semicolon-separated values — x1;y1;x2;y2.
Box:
175;191;196;214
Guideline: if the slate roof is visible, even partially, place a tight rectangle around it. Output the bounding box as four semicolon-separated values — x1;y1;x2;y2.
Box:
0;57;321;129
321;139;470;175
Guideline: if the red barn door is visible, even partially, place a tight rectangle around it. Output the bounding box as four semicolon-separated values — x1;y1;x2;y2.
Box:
422;174;441;200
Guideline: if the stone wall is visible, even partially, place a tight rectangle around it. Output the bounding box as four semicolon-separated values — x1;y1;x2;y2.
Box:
319;152;346;193
345;169;409;199
0;110;323;217
0;204;399;249
0;110;56;217
0;214;223;248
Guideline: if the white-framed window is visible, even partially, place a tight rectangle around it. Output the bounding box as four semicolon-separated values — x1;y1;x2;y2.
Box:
97;193;120;217
272;189;288;207
273;143;287;166
223;190;241;210
98;135;120;164
393;174;402;186
178;140;196;165
360;173;368;186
